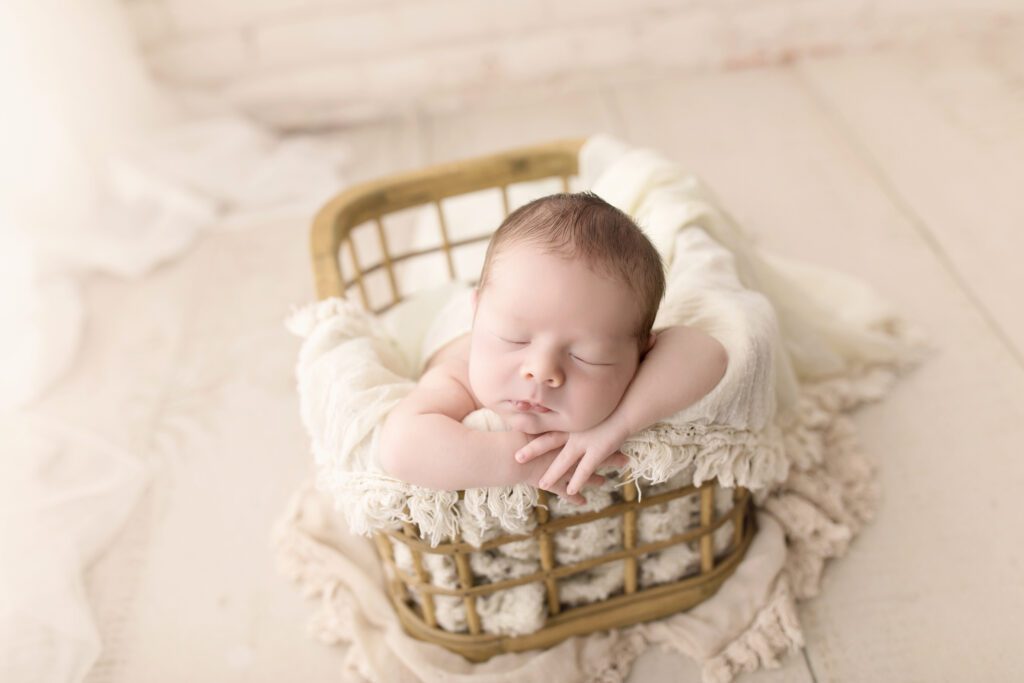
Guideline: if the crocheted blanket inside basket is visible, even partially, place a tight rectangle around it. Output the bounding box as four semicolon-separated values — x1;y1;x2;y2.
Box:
282;134;934;643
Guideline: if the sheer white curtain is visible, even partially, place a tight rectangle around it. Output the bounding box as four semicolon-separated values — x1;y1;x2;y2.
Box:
0;1;349;410
0;3;178;681
0;0;181;409
0;3;346;681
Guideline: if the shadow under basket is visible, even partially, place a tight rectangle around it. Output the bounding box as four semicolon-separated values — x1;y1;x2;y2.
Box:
308;137;759;661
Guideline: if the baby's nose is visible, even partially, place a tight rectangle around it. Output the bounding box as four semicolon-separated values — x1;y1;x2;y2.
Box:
521;362;563;388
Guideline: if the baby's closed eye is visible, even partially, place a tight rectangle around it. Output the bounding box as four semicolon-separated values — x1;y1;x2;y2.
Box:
498;337;610;366
571;354;611;366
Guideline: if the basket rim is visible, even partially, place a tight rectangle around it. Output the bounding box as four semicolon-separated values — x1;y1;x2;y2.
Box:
309;136;587;300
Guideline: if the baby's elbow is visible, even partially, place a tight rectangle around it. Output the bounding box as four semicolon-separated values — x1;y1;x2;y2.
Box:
707;342;730;391
377;415;407;479
715;342;730;375
378;447;403;480
377;446;401;480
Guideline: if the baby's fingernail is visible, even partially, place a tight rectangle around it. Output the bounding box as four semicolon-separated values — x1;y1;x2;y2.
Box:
538;479;548;489
566;485;576;495
516;453;525;462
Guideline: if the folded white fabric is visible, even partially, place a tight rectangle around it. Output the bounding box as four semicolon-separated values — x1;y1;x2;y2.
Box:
276;133;933;681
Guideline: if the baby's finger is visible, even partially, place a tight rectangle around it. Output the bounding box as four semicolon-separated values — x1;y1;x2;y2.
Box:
566;451;607;495
556;480;589;506
558;473;603;505
569;471;605;487
594;452;629;471
609;452;629;467
515;431;568;463
536;444;580;490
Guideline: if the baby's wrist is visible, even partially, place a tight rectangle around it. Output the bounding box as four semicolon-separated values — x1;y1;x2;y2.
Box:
604;407;638;442
482;429;532;483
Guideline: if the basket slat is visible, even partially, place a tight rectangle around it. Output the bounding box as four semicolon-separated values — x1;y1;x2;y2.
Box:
733;486;745;548
402;520;438;628
451;529;482;635
433;201;457;280
533;489;562;616
344;235;372;311
499;184;511;217
373;532;404;600
373;217;401;305
699;483;716;574
621;470;638;595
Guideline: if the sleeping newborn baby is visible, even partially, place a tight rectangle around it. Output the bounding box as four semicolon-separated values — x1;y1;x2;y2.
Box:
379;191;729;505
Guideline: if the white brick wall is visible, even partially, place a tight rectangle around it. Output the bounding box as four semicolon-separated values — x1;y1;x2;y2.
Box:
121;0;1024;130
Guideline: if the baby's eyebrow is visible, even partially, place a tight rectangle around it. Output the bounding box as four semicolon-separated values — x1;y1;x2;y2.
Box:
499;306;628;344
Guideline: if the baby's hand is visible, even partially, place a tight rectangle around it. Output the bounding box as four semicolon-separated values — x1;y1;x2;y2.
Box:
515;419;632;498
520;449;624;506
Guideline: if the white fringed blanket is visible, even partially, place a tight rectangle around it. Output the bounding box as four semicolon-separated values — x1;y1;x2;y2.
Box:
273;134;932;683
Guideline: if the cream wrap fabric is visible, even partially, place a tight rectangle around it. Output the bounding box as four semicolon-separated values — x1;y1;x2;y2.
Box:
273;134;933;682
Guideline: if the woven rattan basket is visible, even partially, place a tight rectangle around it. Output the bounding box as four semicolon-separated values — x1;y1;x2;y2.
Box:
308;138;757;662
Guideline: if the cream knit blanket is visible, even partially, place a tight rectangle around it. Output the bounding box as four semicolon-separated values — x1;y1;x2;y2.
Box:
274;134;932;682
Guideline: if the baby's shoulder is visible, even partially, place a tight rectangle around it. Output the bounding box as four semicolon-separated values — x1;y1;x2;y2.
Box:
407;352;483;421
418;341;484;414
423;332;471;372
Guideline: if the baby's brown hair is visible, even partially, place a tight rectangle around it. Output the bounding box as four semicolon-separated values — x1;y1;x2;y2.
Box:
476;191;666;357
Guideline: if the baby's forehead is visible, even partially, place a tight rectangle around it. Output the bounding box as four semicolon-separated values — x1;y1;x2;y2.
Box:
494;243;622;283
485;289;638;344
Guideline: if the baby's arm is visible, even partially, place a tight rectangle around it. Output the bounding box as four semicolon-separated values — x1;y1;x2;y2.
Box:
608;325;729;438
378;363;528;490
378;362;611;497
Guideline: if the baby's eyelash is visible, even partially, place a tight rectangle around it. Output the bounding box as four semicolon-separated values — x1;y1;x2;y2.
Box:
499;336;608;366
577;354;619;366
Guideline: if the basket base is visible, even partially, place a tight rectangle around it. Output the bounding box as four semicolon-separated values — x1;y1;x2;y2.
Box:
387;500;759;662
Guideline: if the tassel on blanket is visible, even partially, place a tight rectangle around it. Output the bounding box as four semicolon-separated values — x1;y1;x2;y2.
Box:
582;629;651;683
617;423;790;498
699;574;804;683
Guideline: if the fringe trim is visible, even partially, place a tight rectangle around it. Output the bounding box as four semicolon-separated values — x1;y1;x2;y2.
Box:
271;487;379;682
759;366;889;601
618;420;790;494
584;629;651;683
700;574;805;683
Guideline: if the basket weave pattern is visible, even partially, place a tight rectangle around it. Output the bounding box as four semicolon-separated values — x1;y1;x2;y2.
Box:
309;138;757;661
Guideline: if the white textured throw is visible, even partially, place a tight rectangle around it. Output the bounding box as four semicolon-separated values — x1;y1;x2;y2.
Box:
274;134;932;682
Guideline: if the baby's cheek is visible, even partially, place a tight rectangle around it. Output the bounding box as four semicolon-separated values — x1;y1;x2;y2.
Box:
584;378;630;423
470;358;507;407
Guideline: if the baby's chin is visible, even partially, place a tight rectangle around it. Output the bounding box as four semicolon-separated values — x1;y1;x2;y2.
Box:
499;412;551;434
497;406;593;435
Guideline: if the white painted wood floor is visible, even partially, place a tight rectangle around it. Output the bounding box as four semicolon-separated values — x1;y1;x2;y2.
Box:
53;25;1024;683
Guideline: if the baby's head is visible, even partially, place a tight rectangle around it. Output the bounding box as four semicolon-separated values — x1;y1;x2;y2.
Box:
467;191;665;435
